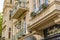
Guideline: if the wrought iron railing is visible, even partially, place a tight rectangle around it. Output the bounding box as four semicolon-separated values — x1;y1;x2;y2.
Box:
11;1;28;17
31;2;49;17
16;28;26;38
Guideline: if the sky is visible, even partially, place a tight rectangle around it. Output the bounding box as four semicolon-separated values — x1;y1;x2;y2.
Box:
0;0;4;12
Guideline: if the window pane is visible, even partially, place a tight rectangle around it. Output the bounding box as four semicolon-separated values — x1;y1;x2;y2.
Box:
45;0;49;4
33;0;36;11
9;28;11;31
40;0;43;5
8;32;11;39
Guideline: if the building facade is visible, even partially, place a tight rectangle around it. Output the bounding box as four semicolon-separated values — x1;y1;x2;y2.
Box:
2;0;60;40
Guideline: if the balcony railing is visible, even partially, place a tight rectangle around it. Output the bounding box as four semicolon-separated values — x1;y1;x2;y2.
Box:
31;3;49;18
12;30;26;40
16;29;26;38
11;1;28;19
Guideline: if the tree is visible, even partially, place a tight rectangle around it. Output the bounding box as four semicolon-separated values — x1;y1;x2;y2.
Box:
0;13;2;37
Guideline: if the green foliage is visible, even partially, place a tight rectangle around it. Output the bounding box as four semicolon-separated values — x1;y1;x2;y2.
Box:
31;12;36;17
0;13;2;36
42;3;48;9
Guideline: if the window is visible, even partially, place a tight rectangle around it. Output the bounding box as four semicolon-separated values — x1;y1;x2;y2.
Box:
23;17;26;28
9;10;12;20
39;0;40;4
39;0;49;7
9;28;11;31
8;32;11;39
23;16;26;21
33;0;36;11
45;0;49;4
10;0;12;4
34;0;44;13
39;0;43;5
18;0;21;4
8;28;11;39
19;21;21;25
23;16;26;34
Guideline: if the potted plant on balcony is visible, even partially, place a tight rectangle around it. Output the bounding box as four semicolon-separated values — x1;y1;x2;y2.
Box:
42;3;48;9
31;11;36;17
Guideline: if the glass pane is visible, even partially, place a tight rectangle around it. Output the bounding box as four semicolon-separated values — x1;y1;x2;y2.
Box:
45;0;49;4
33;0;36;11
40;0;43;5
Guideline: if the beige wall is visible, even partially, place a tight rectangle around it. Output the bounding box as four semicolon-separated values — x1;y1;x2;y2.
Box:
2;0;13;39
2;0;60;40
29;0;60;26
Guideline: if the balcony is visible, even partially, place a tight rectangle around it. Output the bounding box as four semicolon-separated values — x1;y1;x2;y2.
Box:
11;1;28;19
16;29;26;38
28;0;60;31
30;3;48;18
